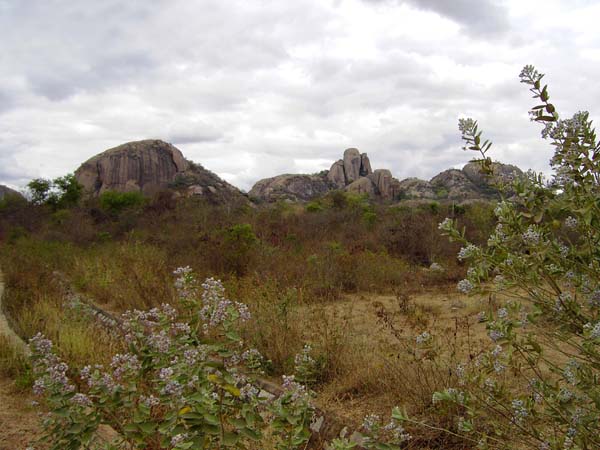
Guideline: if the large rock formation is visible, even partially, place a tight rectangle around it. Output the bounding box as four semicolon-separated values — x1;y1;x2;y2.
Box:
326;149;374;188
248;145;523;204
0;185;24;201
248;173;332;202
398;162;523;201
250;148;398;202
75;140;245;203
332;150;403;198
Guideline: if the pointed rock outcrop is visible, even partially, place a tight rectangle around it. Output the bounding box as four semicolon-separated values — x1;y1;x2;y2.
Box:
360;154;372;176
343;148;362;184
326;160;346;189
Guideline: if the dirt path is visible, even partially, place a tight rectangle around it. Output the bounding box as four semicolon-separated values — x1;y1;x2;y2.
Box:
0;377;43;450
0;270;29;355
0;269;41;449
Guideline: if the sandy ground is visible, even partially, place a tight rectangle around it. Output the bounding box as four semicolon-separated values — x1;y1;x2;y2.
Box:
0;377;42;450
0;271;41;449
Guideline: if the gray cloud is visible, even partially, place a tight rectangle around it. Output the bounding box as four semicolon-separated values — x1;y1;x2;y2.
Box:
0;0;598;191
404;0;510;36
364;0;510;37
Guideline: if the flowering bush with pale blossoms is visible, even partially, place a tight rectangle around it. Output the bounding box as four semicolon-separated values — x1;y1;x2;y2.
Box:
30;267;414;449
434;65;600;449
29;267;314;450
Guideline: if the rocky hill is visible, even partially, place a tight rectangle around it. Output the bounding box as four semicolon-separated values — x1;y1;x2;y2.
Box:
0;185;24;201
74;140;246;204
249;148;522;203
249;148;402;202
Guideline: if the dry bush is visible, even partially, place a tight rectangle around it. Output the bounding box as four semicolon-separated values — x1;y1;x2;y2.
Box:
70;240;173;311
228;276;306;373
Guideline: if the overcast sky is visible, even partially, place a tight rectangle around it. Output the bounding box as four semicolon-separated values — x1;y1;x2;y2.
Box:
1;0;599;192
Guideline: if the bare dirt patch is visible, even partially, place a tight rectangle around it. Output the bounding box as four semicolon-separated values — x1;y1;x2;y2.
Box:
0;377;42;450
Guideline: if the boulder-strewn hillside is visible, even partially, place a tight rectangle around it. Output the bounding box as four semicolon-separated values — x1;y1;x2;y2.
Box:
403;161;523;201
249;148;522;203
0;185;24;200
248;173;332;203
74;140;246;203
249;148;402;202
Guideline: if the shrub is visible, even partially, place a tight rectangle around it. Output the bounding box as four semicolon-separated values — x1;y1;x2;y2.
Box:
222;224;258;276
305;201;324;212
29;268;315;450
430;66;600;448
99;190;146;214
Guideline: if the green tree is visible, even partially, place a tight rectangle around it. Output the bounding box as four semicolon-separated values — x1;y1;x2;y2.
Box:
27;174;82;209
27;178;52;205
52;174;83;208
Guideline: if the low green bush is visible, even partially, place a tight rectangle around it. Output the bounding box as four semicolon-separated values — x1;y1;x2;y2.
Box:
99;190;146;214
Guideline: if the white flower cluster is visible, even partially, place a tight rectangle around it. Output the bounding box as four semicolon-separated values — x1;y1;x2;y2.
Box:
457;279;473;294
415;331;431;345
458;244;479;261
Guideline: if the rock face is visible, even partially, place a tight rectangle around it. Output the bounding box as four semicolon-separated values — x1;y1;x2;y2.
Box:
398;162;523;201
327;149;400;198
326;160;346;189
397;178;436;200
248;173;332;202
346;177;377;196
430;169;481;201
75;139;245;203
341;148;373;184
367;169;400;199
75;140;187;195
0;185;23;201
342;148;363;183
332;151;402;198
360;154;372;176
462;161;522;188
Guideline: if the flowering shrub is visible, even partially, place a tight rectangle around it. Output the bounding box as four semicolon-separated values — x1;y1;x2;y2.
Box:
293;344;322;386
29;267;314;449
434;66;600;448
